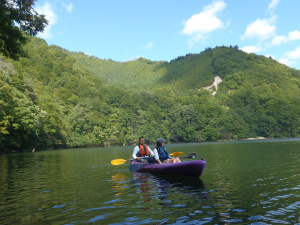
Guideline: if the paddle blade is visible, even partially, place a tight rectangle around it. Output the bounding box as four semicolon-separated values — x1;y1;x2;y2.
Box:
129;164;144;172
180;152;198;159
111;159;127;165
170;152;184;157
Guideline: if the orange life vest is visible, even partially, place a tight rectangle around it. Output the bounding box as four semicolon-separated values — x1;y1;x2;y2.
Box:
137;144;150;157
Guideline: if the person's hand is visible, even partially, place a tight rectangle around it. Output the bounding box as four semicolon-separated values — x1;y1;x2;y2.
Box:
136;157;140;160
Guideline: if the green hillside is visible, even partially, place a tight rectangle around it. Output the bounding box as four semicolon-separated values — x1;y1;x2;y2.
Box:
65;45;300;92
64;48;216;90
64;49;167;89
1;36;300;152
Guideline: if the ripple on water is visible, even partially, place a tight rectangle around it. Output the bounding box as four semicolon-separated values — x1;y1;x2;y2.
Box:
220;219;244;223
86;214;112;223
231;209;245;212
83;206;116;212
247;183;300;224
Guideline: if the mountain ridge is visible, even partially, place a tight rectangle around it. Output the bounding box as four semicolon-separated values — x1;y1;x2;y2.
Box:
62;45;300;93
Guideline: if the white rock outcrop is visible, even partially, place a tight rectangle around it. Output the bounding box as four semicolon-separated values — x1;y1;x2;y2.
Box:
202;76;222;96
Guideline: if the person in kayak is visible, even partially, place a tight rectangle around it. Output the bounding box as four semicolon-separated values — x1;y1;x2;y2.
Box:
153;138;181;163
132;137;162;164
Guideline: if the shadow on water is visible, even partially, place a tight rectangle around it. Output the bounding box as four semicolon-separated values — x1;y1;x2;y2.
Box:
131;172;206;188
154;174;206;190
130;172;208;202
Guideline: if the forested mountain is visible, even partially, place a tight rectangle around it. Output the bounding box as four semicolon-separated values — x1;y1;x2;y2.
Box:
65;45;300;91
1;36;300;152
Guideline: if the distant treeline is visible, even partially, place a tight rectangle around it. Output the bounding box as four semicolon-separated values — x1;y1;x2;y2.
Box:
171;45;239;62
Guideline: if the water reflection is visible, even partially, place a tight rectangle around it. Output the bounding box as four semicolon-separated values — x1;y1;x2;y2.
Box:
130;172;207;203
110;173;129;206
111;173;129;195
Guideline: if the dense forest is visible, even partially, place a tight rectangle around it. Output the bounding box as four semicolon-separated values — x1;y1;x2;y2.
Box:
1;36;300;152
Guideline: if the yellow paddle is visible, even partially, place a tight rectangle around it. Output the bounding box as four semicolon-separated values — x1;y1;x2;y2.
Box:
111;159;128;165
111;152;184;165
170;152;184;157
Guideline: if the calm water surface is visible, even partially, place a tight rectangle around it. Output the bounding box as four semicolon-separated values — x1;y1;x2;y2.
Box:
1;138;300;225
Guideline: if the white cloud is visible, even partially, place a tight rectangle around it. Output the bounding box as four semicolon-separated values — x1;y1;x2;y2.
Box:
271;30;300;45
144;42;154;49
279;58;296;67
267;0;280;14
271;35;285;45
84;53;94;57
126;56;145;61
289;30;300;40
63;2;73;13
241;45;263;53
182;0;227;46
279;45;300;67
286;46;300;59
35;3;58;39
240;16;276;42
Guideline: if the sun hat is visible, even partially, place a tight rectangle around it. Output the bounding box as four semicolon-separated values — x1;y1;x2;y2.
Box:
156;138;167;145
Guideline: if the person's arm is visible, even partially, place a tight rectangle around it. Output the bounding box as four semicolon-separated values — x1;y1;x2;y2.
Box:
148;147;154;156
132;146;139;159
153;148;163;164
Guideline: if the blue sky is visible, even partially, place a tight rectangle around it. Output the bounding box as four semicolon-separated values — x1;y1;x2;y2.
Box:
35;0;300;69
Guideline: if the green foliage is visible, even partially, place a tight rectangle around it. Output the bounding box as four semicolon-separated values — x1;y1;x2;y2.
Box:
1;38;300;152
62;50;167;90
0;57;43;150
0;0;48;59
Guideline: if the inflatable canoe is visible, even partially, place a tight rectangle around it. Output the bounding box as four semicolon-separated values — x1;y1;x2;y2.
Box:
129;159;206;177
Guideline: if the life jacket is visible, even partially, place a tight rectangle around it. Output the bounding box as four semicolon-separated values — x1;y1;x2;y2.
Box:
137;144;150;157
157;146;169;161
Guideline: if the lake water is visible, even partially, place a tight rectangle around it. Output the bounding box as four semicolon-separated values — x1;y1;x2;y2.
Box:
1;138;300;225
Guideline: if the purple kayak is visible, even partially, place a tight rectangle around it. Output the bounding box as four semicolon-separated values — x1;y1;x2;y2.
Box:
129;159;206;177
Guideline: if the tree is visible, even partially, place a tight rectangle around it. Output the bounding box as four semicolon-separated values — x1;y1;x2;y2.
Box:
0;0;48;59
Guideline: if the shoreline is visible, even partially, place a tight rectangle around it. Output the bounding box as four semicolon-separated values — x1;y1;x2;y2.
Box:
242;137;266;140
2;136;300;154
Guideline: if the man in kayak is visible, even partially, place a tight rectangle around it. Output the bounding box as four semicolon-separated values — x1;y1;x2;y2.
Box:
132;137;162;164
153;138;181;163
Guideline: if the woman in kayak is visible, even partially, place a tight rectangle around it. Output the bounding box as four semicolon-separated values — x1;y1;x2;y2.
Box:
153;138;181;163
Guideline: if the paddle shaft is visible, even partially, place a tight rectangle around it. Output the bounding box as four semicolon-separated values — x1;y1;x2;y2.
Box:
179;152;197;159
111;157;147;165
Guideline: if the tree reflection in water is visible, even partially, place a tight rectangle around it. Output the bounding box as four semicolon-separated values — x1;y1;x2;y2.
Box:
130;172;208;205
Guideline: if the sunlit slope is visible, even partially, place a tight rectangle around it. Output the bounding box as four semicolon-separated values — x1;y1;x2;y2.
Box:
65;51;167;88
65;46;300;92
65;49;216;90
